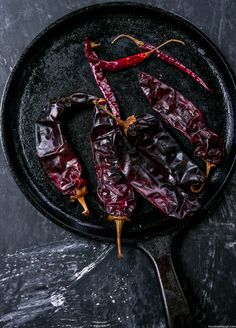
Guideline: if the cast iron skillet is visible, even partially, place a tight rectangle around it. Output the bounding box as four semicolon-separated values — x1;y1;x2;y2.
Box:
1;2;236;327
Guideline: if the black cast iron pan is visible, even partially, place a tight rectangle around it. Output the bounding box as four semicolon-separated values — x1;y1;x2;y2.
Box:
1;2;236;327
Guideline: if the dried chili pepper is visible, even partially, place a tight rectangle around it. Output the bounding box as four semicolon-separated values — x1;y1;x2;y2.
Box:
35;92;96;216
84;39;136;257
138;72;225;188
98;105;206;189
113;122;201;220
88;38;184;72
91;99;136;258
84;37;121;117
112;34;212;92
84;37;183;115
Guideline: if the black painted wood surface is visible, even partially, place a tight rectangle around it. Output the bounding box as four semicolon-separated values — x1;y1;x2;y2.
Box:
0;1;235;327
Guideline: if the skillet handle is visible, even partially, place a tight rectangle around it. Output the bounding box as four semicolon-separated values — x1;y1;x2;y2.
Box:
137;233;193;328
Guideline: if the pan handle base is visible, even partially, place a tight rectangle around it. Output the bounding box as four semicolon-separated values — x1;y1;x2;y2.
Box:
137;234;194;328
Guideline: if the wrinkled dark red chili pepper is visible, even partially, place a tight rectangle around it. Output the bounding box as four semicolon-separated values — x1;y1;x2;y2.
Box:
113;125;201;219
112;34;212;92
99;105;206;189
35;92;96;216
125;114;205;187
91;100;136;258
139;72;225;187
84;38;136;257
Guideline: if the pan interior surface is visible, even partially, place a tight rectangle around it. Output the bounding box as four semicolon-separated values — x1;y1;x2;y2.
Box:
1;3;235;242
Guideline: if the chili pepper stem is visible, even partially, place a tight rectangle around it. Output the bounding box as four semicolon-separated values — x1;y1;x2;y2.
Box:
94;99;122;123
94;99;136;134
70;187;90;216
90;42;101;49
115;219;124;259
107;215;130;258
111;34;144;47
191;161;215;193
119;115;136;135
138;40;185;59
78;196;90;217
111;35;185;51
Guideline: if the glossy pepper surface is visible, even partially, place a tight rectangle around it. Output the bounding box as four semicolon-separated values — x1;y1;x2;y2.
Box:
98;105;206;190
35;92;96;216
84;37;121;117
85;37;172;72
114;129;201;220
84;38;136;257
112;34;211;92
125;114;206;187
139;72;225;167
91;100;136;258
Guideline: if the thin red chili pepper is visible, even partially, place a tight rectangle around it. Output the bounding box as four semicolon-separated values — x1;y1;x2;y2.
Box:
87;37;184;72
35;92;96;216
112;34;212;92
84;37;120;117
84;37;183;115
138;72;225;186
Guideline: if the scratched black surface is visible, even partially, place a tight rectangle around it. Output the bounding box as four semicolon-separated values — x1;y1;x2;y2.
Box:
0;1;235;328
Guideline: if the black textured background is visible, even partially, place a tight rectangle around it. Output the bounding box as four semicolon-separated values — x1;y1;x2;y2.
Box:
0;1;235;327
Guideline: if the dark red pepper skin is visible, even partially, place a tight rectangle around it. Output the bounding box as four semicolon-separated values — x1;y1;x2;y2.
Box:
115;131;201;220
84;37;121;118
139;72;225;165
90;103;136;218
85;37;136;220
36;92;96;197
95;52;150;71
139;42;211;92
126;114;206;186
85;38;151;72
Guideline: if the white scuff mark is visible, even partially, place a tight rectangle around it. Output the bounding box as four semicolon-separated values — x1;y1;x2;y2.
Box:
50;293;65;307
208;220;236;230
0;12;22;31
225;241;236;250
70;245;112;283
17;296;49;310
49;245;112;307
6;240;86;259
0;306;52;326
0;244;112;325
83;320;117;328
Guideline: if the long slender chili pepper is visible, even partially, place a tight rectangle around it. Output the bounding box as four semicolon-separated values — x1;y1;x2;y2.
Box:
112;34;212;92
84;37;120;117
91;100;136;258
113;122;201;220
98;104;206;189
138;72;225;187
84;37;183;117
84;38;136;257
35;92;96;216
88;37;184;72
